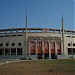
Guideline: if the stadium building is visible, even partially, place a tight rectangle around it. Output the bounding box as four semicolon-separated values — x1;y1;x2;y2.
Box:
0;15;75;59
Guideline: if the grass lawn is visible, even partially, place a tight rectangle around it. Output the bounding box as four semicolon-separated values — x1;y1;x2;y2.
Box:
0;59;75;75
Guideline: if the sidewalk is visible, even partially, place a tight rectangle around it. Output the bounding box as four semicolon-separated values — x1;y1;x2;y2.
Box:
0;59;20;65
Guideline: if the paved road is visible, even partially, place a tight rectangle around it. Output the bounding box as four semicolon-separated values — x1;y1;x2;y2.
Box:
0;59;20;65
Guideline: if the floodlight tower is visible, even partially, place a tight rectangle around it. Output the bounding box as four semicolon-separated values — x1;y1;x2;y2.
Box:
62;12;64;55
25;9;28;57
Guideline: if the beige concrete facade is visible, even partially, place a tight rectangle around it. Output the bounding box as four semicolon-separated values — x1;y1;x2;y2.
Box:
0;28;75;59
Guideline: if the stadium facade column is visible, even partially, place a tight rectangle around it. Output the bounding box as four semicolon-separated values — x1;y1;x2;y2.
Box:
55;42;57;55
36;41;38;58
16;48;17;56
28;42;30;57
10;48;11;55
61;41;63;55
4;49;5;55
42;41;44;59
49;42;51;59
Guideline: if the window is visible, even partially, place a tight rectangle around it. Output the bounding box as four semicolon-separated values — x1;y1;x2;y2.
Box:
0;49;4;55
6;43;9;46
0;43;3;47
17;48;22;55
5;48;10;55
68;48;72;55
73;43;75;46
12;43;15;46
0;36;4;37
73;48;75;55
68;48;75;55
68;43;75;46
68;43;71;46
67;36;71;37
11;48;16;55
5;35;10;37
18;42;21;46
17;35;23;36
11;35;16;37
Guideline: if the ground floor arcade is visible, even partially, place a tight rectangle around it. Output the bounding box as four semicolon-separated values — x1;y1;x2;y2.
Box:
28;41;62;59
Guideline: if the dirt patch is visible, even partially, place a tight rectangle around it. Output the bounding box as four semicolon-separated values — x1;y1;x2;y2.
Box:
48;69;54;72
0;59;75;75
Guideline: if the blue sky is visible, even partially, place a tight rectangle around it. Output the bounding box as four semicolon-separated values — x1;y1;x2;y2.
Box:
0;0;74;30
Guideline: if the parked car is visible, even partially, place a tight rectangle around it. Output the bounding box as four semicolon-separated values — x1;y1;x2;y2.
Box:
28;58;32;60
20;57;27;60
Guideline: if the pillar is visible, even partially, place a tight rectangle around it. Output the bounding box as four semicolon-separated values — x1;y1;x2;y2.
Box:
49;42;51;59
55;42;57;55
4;48;5;55
10;48;11;55
61;42;63;55
36;41;37;58
29;42;31;57
42;42;44;59
16;48;17;56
